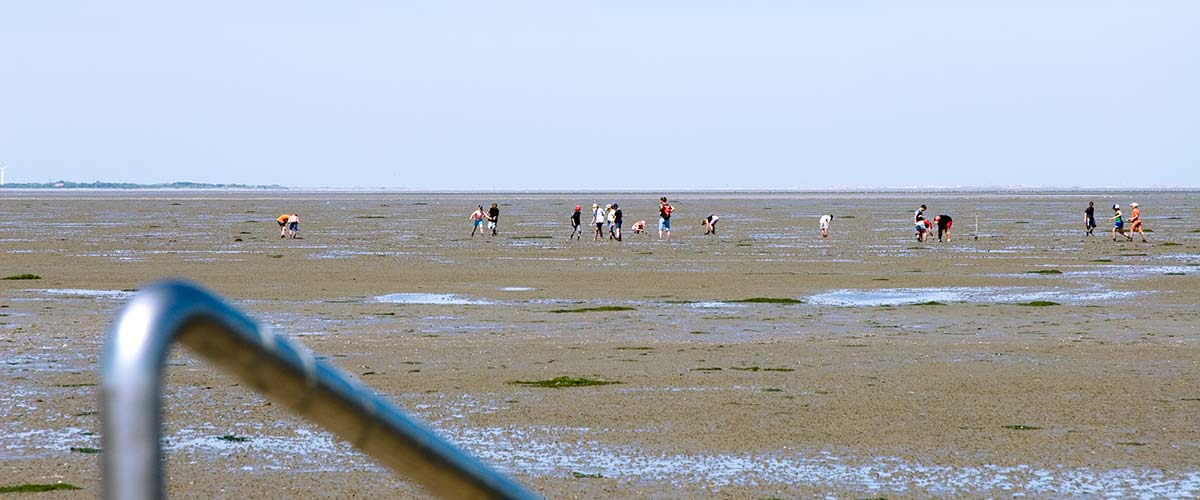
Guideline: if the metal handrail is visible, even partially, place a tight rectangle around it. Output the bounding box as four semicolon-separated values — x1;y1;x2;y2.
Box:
100;280;541;500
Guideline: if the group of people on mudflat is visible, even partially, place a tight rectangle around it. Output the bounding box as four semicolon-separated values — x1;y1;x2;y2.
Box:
1085;201;1147;242
568;197;700;242
278;199;1153;244
913;205;953;242
469;203;501;237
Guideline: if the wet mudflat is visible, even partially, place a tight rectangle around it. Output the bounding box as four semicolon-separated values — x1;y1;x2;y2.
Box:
1;190;1199;498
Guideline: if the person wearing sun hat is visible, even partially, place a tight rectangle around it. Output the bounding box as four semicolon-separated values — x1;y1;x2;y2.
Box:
1129;202;1146;242
1111;203;1132;241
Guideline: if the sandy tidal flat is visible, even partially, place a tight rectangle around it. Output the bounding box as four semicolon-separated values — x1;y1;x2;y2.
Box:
1;190;1199;498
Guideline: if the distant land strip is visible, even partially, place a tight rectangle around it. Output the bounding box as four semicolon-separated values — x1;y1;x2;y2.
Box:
0;181;286;189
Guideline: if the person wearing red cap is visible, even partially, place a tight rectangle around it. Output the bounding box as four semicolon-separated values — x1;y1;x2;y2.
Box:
569;204;582;239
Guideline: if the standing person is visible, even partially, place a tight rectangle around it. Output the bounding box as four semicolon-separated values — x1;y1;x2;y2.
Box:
604;204;615;239
913;204;928;242
569;205;582;240
701;214;720;235
1084;202;1096;236
487;203;500;236
1111;203;1132;241
934;214;953;242
818;214;832;238
286;214;301;239
1129;202;1146;242
276;213;291;238
591;203;605;241
658;197;673;241
611;204;623;241
469;205;485;238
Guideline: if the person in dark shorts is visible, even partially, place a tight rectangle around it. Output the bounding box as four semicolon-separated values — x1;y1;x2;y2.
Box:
286;214;301;239
934;214;953;242
701;214;720;235
1084;202;1096;236
591;203;605;241
611;204;623;241
487;203;500;236
570;205;582;239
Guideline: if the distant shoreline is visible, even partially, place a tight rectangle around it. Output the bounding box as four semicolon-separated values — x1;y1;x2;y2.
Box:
2;182;1198;193
0;181;286;190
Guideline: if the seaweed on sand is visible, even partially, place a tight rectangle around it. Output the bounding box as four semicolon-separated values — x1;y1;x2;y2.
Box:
729;297;803;304
0;484;82;493
549;306;636;313
509;376;619;388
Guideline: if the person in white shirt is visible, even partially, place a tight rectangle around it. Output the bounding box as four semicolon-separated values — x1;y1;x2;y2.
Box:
591;203;606;241
701;214;720;235
819;214;832;238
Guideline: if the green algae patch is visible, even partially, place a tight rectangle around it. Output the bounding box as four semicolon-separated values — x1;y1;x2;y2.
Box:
1116;441;1147;446
54;383;95;388
615;347;654;350
70;446;100;454
571;471;604;479
692;367;722;371
216;435;250;442
509;376;619;388
761;388;783;392
764;367;795;372
1090;259;1113;263
729;297;803;304
730;366;761;372
1159;242;1181;246
0;483;82;493
356;215;387;219
1002;425;1041;431
912;301;945;306
549;306;636;313
1024;269;1063;274
2;274;41;280
1019;301;1059;307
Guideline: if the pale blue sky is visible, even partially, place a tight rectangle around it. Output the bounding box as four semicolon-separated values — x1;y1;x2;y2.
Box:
2;2;1197;189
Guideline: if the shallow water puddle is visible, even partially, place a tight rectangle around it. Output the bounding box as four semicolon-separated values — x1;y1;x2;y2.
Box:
449;427;1200;498
808;286;1140;307
31;289;134;299
372;293;494;305
4;418;1196;497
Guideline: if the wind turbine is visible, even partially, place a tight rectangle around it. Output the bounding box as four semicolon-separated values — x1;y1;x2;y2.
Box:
0;165;6;186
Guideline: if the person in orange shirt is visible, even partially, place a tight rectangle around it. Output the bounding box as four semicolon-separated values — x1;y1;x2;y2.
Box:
276;214;290;238
1129;203;1146;242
